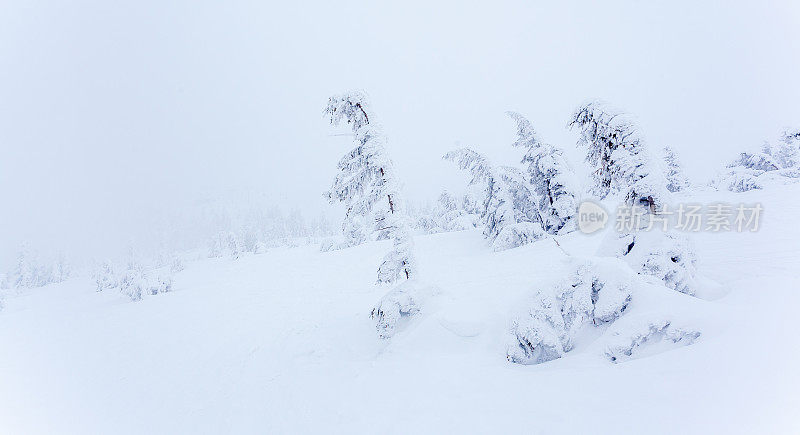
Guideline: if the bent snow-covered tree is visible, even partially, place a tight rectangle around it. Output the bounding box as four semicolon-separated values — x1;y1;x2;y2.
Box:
324;91;415;283
444;148;544;251
569;101;668;212
507;111;579;234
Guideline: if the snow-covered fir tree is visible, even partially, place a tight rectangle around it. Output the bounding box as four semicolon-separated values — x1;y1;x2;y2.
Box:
507;111;579;234
94;260;117;292
119;264;145;302
3;244;36;289
169;255;185;273
324;90;415;283
775;129;800;170
662;146;690;193
2;244;57;289
569;101;668;211
308;212;334;239
238;224;260;254
226;232;241;260
444;148;544;251
286;208;308;239
208;232;226;258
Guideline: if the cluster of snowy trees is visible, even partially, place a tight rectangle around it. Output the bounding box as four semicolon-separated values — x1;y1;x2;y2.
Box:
1;245;71;290
505;102;702;364
407;191;480;235
444;147;546;251
443;111;582;251
439;103;678;252
93;254;181;302
0;200;333;304
318;93;702;343
713;128;800;192
508;248;702;365
508;259;633;364
209;206;334;259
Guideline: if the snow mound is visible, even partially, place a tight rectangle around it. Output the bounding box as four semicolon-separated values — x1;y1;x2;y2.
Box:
599;230;697;295
604;319;701;363
507;258;633;365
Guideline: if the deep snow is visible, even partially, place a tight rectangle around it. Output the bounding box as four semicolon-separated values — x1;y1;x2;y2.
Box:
2;185;799;434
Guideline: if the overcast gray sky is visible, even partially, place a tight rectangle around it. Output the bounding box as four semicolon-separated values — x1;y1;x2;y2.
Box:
1;0;799;265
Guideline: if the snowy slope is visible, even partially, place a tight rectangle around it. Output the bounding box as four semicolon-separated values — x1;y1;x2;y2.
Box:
2;185;799;434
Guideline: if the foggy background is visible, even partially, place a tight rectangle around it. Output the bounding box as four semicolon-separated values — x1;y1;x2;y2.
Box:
1;0;799;266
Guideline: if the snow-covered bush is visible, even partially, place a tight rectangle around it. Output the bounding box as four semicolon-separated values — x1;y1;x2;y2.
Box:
713;130;800;192
713;146;779;192
324;91;415;283
569;101;669;211
119;267;145;302
94;261;118;292
508;111;579;234
444;148;545;251
492;222;545;252
598;230;697;295
169;256;185;273
147;274;173;295
604;320;700;363
369;280;424;339
507;259;633;364
714;168;764;192
118;264;173;302
662;146;690;193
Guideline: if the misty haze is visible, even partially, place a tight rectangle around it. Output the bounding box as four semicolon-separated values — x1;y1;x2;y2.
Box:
1;1;799;434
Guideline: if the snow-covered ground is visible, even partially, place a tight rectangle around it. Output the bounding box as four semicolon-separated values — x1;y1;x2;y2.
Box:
2;185;799;434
